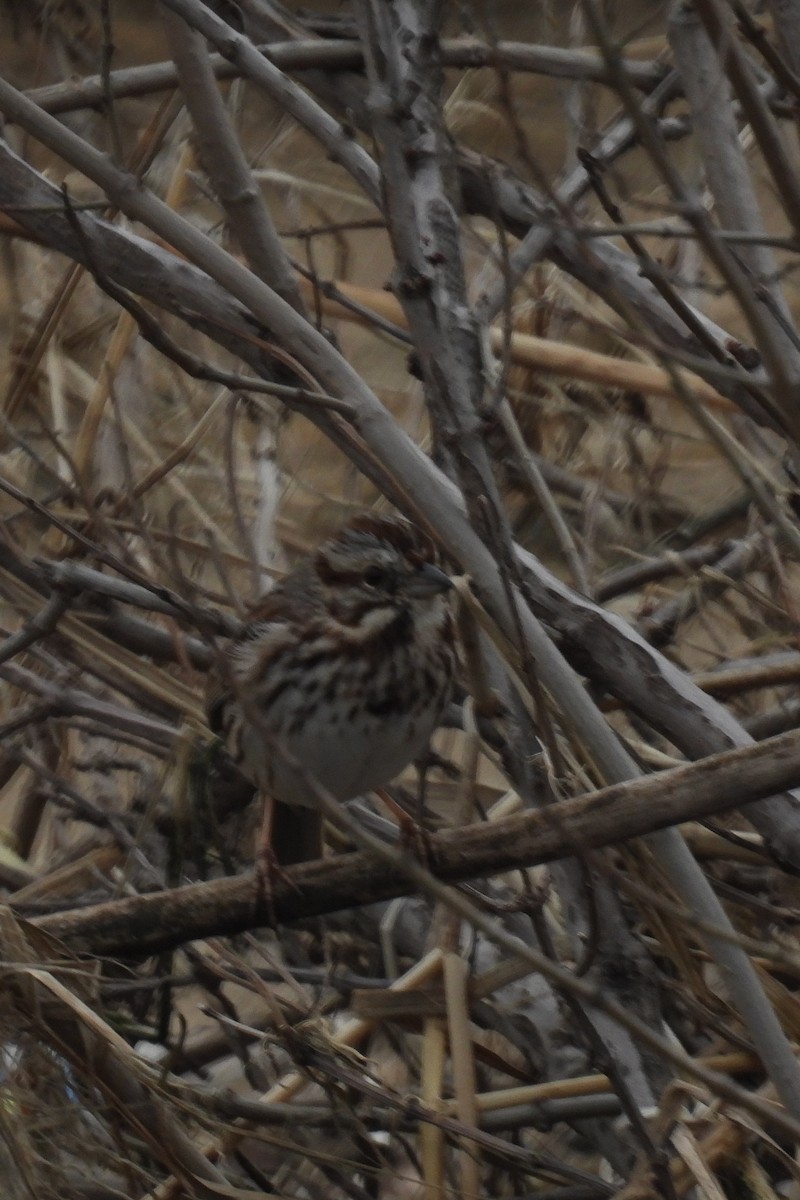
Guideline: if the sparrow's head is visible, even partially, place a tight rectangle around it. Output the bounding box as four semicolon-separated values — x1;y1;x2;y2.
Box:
313;515;452;634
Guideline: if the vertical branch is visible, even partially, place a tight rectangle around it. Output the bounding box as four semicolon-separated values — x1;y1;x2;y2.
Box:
162;9;302;577
158;0;381;205
669;0;800;375
582;0;800;440
692;0;800;232
162;8;306;314
356;0;505;528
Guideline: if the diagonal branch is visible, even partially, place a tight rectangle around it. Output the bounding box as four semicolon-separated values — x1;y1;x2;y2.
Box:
4;80;800;1114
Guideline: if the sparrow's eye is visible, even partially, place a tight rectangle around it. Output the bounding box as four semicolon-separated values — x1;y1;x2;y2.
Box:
364;564;387;587
364;564;398;592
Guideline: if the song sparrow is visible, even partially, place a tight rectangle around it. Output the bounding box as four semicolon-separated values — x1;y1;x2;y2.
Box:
207;515;456;863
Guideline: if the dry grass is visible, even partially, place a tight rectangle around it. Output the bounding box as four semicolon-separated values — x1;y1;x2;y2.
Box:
1;2;800;1198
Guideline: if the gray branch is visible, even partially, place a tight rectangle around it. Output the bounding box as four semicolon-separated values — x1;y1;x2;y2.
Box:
2;82;800;1115
163;9;305;313
669;0;800;377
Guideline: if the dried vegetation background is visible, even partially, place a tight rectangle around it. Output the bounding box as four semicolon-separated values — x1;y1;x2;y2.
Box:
6;0;800;1197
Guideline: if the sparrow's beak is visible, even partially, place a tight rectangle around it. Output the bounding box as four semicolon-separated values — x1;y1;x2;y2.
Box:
407;562;452;597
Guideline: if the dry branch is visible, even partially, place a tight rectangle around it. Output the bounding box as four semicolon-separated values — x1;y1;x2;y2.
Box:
3;5;800;1194
1;41;800;1117
32;724;800;957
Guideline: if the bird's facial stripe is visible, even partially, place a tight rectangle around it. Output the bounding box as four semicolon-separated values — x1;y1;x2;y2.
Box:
328;599;405;640
316;544;401;586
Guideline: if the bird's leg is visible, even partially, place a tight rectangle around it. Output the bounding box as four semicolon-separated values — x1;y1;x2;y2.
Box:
254;792;300;921
414;753;431;830
375;787;434;866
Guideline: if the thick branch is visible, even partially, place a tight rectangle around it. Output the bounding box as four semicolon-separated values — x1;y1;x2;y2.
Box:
32;725;800;957
163;10;305;312
26;40;665;116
